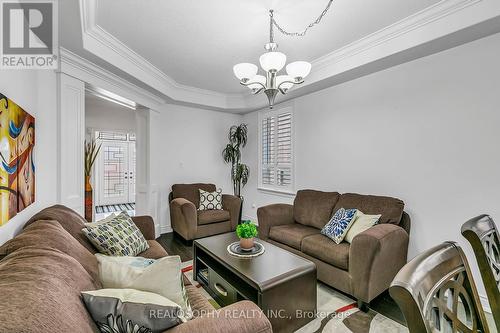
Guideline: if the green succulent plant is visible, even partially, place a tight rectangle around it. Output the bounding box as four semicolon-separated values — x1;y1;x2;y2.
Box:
236;220;258;239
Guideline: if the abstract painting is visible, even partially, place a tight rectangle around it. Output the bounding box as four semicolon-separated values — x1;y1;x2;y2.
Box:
0;93;35;226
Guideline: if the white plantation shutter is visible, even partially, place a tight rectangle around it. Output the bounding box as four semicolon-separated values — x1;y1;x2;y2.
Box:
259;108;293;191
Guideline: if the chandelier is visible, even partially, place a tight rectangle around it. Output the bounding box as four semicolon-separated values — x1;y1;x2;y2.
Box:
233;1;333;108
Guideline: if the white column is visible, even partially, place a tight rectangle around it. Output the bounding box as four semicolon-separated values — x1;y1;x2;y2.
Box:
57;73;85;214
135;107;160;236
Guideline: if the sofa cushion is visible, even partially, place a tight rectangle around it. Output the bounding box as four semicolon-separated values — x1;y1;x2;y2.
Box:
0;220;101;287
294;190;340;229
139;240;169;259
198;210;230;225
0;247;99;333
269;223;320;250
24;204;98;253
301;234;350;270
333;193;404;225
172;183;216;208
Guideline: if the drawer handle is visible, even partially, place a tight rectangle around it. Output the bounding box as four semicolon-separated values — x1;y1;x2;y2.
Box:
214;283;228;297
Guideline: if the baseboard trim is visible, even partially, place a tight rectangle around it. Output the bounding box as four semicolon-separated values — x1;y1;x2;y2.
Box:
159;225;172;235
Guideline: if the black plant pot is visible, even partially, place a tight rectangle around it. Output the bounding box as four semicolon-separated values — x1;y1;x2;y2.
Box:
237;195;244;224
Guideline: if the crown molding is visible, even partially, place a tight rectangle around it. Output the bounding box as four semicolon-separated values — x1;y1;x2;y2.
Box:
79;0;249;110
311;0;483;71
59;47;165;110
77;0;499;111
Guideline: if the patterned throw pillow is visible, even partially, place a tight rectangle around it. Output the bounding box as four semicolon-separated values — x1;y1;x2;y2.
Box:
82;288;185;333
198;188;222;210
321;208;358;244
83;212;149;256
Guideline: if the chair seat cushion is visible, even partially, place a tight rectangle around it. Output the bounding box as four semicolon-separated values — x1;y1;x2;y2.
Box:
269;224;320;250
301;234;350;270
197;210;230;225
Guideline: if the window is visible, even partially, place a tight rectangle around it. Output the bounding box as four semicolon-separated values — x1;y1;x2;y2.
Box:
259;107;294;193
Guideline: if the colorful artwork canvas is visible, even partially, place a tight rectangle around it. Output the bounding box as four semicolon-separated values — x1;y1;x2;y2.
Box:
0;93;35;226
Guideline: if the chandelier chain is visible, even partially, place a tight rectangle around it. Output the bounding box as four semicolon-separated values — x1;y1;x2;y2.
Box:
270;0;334;37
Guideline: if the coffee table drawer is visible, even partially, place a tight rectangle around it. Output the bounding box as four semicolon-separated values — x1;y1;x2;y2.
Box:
208;268;237;305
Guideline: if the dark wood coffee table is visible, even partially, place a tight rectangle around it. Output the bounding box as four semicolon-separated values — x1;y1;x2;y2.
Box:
194;233;317;333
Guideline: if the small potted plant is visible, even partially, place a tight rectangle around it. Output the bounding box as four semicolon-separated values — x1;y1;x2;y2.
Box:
236;220;258;250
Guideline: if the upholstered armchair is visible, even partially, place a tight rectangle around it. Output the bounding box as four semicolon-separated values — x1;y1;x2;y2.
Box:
169;183;242;243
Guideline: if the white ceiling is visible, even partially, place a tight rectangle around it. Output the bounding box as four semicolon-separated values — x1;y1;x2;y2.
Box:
95;0;441;94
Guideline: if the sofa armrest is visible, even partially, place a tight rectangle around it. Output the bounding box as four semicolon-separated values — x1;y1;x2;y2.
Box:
169;198;198;241
222;194;242;230
131;215;156;240
167;301;272;333
257;203;294;241
349;224;409;303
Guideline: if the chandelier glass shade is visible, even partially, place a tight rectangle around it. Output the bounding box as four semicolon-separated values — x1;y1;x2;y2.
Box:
233;9;318;108
233;42;311;108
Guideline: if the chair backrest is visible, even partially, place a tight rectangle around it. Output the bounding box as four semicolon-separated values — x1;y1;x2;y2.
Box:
461;215;500;330
170;183;216;208
390;242;489;333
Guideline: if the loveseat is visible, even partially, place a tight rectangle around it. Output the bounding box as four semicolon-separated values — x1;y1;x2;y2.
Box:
257;190;410;308
0;205;271;333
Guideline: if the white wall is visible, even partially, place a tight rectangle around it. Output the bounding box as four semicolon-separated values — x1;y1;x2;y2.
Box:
242;32;500;307
0;70;59;245
150;104;242;233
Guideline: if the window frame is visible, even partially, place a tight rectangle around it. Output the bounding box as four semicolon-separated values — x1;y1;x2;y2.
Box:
258;105;295;195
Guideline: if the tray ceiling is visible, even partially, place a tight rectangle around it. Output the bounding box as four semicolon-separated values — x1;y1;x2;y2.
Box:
95;0;441;94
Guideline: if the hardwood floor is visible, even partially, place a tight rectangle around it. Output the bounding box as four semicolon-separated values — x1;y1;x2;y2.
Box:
156;232;404;325
156;232;193;262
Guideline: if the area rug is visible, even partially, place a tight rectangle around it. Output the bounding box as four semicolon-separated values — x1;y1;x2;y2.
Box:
181;260;408;333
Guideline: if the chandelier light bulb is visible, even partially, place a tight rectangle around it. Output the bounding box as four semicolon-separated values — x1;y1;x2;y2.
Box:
286;61;312;80
276;75;294;91
247;75;266;92
233;63;258;81
259;52;286;72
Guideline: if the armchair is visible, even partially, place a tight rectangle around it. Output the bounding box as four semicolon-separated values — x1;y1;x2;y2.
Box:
169;183;241;242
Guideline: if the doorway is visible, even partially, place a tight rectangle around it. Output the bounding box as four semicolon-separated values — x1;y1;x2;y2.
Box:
94;131;136;217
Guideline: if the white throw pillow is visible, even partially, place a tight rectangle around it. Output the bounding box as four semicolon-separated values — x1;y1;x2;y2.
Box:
344;210;381;243
95;254;192;319
198;188;222;210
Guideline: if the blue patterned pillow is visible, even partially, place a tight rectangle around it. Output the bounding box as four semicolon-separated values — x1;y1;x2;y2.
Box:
321;208;358;244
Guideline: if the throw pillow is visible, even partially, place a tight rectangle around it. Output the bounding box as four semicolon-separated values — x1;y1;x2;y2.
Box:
82;288;185;333
198;188;222;210
344;210;381;243
321;208;357;244
95;254;192;319
83;212;149;256
84;213;116;227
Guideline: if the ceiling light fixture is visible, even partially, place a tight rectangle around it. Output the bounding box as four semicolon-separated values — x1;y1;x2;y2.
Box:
233;1;333;108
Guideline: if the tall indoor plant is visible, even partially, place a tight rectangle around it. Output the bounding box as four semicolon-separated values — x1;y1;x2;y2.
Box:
84;139;101;222
222;124;250;198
